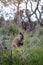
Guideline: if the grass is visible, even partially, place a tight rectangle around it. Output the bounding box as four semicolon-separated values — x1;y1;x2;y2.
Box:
0;28;5;35
0;26;43;65
28;46;43;65
39;27;43;36
9;25;19;35
28;31;34;37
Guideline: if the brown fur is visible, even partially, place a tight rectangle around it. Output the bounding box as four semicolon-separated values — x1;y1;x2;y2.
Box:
12;32;24;48
12;37;20;47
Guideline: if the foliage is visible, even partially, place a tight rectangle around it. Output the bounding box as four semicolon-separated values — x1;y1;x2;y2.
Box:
29;32;34;37
39;27;43;36
9;25;19;35
28;47;43;65
0;27;43;65
0;28;5;35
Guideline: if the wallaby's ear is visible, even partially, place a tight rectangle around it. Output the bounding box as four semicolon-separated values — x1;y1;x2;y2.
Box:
19;32;24;35
19;32;22;35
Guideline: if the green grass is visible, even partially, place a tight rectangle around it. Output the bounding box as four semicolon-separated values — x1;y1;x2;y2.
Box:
39;27;43;36
28;46;43;65
0;26;43;65
9;25;19;35
29;32;34;37
0;28;5;35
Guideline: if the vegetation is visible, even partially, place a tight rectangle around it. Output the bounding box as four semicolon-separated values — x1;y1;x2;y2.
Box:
39;27;43;36
0;26;43;65
9;25;19;35
0;0;43;65
28;32;34;37
0;28;5;35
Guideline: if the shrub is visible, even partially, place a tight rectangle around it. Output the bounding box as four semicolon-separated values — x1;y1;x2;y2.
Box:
39;28;43;36
9;25;19;35
14;17;18;23
0;28;5;35
29;32;34;37
39;36;43;47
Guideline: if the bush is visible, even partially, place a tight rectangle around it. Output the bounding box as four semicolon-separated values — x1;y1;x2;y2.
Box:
39;28;43;36
0;28;5;35
29;32;34;37
14;17;18;23
9;25;19;35
39;36;43;47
